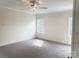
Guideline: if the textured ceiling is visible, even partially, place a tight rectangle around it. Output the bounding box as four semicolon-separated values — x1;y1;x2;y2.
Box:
0;0;73;14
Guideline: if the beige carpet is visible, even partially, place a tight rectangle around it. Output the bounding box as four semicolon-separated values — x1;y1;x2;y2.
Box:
0;39;71;58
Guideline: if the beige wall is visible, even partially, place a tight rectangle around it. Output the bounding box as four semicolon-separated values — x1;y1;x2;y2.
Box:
37;10;72;45
0;7;36;46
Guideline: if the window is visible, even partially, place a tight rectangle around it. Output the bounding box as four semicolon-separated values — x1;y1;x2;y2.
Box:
67;16;72;41
37;19;44;33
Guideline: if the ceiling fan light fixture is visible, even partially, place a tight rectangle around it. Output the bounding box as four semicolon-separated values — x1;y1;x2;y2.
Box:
21;0;48;11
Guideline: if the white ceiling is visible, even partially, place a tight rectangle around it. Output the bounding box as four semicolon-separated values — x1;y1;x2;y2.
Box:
0;0;73;14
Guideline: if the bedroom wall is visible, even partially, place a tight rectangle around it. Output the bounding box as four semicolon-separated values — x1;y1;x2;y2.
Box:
0;7;36;46
37;10;72;45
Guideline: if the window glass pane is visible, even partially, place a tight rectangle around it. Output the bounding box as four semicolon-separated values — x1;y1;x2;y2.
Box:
37;19;44;33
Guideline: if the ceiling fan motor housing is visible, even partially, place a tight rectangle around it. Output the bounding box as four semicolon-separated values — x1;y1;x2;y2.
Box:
30;0;40;7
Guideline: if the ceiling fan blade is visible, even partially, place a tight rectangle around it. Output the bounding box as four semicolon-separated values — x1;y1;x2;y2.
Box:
39;7;48;9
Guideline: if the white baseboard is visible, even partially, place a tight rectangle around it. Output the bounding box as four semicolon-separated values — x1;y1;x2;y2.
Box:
0;36;35;47
36;37;71;46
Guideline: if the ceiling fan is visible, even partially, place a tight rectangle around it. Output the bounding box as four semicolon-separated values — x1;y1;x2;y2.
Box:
22;0;48;11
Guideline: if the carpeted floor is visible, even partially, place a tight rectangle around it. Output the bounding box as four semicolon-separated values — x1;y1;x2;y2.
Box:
0;39;71;58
